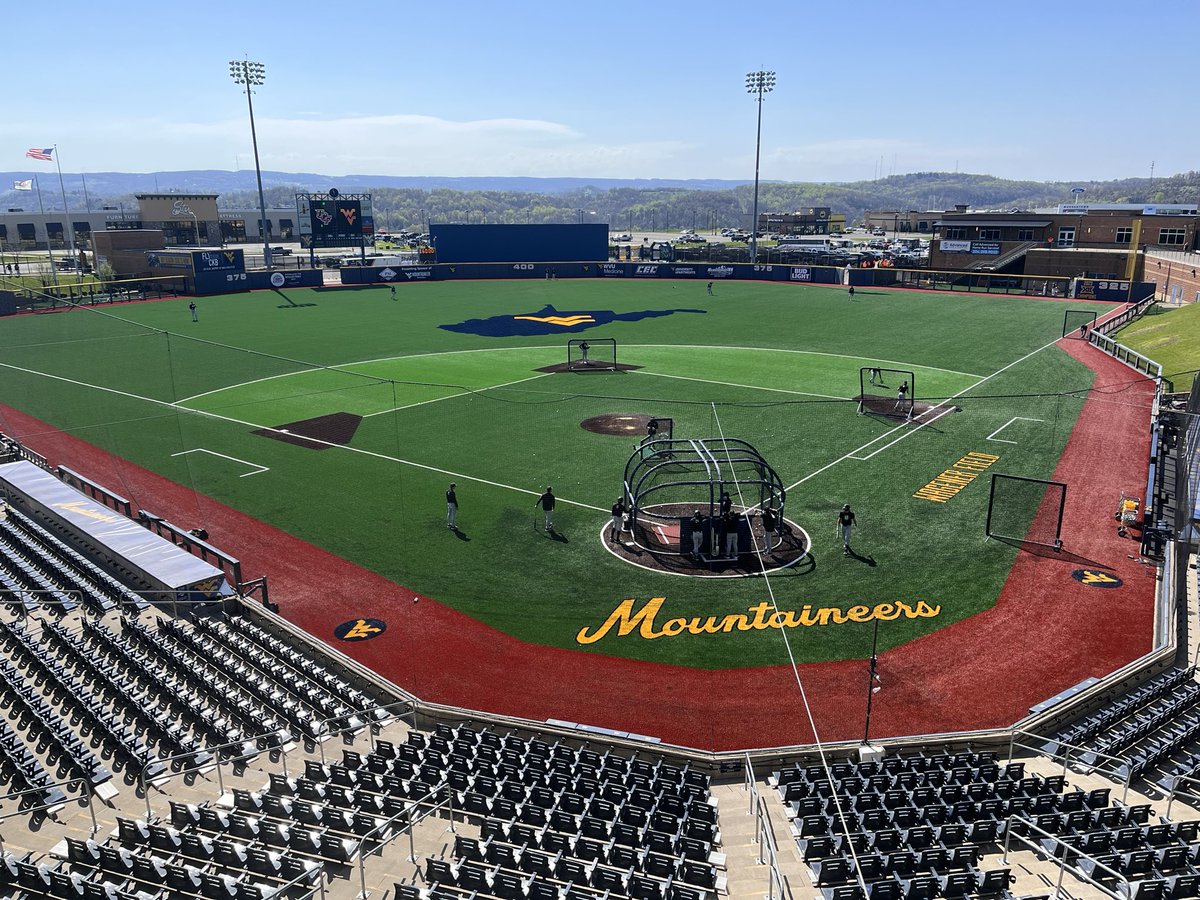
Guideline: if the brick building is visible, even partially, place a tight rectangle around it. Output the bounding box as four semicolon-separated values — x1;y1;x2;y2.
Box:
927;203;1198;277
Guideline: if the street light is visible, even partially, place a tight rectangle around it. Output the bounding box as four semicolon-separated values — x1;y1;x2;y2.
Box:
746;70;776;265
187;210;199;246
229;58;273;270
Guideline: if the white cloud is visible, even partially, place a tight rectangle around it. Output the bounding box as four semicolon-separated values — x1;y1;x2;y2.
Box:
30;112;698;178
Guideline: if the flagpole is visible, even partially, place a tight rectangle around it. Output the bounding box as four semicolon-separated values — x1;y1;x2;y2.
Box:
53;145;79;281
862;617;880;746
81;172;91;213
33;175;59;287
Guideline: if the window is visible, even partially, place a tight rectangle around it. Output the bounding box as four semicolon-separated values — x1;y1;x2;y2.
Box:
17;223;36;247
1158;228;1186;246
46;222;64;246
0;225;6;243
944;227;967;240
1016;228;1035;241
978;228;1001;240
1115;227;1133;244
1056;227;1076;248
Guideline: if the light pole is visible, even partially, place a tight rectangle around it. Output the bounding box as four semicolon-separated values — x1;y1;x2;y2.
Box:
746;70;775;265
229;58;273;270
188;211;200;246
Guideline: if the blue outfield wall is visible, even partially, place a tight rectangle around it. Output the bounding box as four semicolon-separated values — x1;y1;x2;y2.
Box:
430;224;609;264
338;260;843;285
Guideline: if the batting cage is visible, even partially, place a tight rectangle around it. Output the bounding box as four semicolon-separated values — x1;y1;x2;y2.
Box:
1062;309;1098;339
567;338;617;371
857;367;918;421
622;437;786;559
985;473;1066;550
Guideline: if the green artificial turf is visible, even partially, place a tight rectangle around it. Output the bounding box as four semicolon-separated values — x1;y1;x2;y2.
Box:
0;280;1115;667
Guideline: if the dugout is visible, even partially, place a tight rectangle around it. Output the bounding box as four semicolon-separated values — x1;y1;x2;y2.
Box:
622;437;786;560
429;224;609;264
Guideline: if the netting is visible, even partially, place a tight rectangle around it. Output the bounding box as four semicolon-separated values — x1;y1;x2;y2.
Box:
985;473;1066;549
858;368;916;419
567;338;616;371
1062;309;1098;338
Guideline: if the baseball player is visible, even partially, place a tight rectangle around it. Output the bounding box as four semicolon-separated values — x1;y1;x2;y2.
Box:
837;504;857;556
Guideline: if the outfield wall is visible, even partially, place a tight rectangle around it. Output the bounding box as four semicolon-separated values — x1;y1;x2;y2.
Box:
338;260;842;285
336;260;1155;301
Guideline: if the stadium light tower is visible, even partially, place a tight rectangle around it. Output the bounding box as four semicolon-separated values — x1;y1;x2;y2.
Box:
229;58;273;270
746;70;775;265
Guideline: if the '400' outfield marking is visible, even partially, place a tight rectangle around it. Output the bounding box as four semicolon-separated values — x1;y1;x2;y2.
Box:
913;452;1000;503
575;597;941;645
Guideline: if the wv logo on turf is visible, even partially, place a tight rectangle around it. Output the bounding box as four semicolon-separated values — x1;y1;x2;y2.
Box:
440;304;706;337
1071;569;1124;588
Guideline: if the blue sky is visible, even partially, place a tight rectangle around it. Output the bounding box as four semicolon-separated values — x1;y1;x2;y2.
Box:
6;0;1195;182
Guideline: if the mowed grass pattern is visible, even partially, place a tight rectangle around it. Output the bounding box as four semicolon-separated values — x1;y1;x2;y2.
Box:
0;280;1113;667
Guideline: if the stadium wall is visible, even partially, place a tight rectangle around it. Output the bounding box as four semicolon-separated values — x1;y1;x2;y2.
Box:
338;260;843;285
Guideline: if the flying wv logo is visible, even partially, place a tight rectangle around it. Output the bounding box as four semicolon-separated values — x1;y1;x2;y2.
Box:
339;207;358;226
440;304;706;338
514;313;596;327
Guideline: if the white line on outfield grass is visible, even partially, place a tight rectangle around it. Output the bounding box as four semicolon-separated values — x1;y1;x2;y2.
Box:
171;448;269;477
0;359;608;514
627;369;849;400
361;372;553;418
986;416;1044;445
782;334;1066;493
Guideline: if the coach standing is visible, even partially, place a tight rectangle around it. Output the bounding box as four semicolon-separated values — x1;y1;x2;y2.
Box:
535;486;556;531
446;483;458;529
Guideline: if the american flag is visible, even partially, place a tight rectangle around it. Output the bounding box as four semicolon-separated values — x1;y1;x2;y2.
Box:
26;148;54;161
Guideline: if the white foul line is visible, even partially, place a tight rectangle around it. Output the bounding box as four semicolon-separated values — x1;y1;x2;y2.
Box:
171;448;269;477
0;359;607;514
628;368;849;400
362;371;553;418
986;416;1045;445
783;334;1065;493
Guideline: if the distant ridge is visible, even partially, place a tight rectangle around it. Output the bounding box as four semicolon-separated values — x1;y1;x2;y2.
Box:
0;170;748;197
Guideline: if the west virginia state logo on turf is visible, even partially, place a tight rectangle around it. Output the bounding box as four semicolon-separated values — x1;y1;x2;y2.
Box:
1071;569;1123;588
440;304;705;337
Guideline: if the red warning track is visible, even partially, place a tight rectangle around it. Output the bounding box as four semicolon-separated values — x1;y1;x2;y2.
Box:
0;334;1157;751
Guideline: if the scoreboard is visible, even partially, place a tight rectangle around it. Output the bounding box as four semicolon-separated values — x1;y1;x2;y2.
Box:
297;191;374;248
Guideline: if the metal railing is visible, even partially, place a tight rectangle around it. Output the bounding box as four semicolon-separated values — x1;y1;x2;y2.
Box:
1001;813;1128;899
744;753;790;900
138;698;414;819
1089;330;1163;380
355;781;457;899
0;778;99;851
1006;728;1136;805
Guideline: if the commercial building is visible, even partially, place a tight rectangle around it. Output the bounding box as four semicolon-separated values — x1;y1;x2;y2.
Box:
756;208;844;235
926;203;1199;279
0;194;297;253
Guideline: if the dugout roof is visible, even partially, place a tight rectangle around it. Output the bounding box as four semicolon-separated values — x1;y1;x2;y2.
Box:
0;460;228;595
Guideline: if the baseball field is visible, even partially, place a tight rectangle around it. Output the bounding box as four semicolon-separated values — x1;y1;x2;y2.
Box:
0;279;1159;746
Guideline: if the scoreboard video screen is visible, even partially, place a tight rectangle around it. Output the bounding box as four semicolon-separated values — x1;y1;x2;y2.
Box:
297;192;374;247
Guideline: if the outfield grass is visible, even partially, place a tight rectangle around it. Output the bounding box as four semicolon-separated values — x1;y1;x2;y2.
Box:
0;279;1115;667
1115;300;1200;392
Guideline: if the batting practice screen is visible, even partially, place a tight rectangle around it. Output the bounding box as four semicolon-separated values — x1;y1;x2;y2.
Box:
985;473;1066;550
430;224;609;264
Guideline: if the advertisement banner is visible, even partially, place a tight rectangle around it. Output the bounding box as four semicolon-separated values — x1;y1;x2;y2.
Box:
195;249;245;272
704;265;738;279
939;240;971;252
599;263;626;277
633;265;662;278
970;242;1001;255
789;267;812;282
